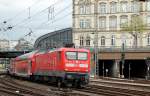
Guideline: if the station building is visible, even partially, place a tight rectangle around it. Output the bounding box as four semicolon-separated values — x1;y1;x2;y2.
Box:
73;0;150;79
33;0;150;79
34;28;73;49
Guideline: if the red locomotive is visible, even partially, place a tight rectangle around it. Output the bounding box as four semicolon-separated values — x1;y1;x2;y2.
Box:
9;48;90;87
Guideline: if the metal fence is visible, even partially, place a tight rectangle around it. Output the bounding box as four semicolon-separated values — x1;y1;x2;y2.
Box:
77;46;150;52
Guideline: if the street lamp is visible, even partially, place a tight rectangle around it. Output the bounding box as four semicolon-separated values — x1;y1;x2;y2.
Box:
103;62;105;78
92;32;99;78
129;63;131;79
121;43;125;78
91;2;99;78
145;57;150;80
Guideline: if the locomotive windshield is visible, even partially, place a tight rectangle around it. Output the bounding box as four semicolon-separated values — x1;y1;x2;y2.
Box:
78;52;87;60
66;51;87;60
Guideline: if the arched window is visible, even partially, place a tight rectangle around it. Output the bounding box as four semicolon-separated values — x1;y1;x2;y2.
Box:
86;5;90;14
78;0;84;4
101;36;105;46
120;15;128;28
80;5;85;14
109;16;117;28
111;35;115;46
147;16;150;26
110;2;117;13
79;0;91;14
80;19;90;28
131;1;139;12
147;0;150;11
148;34;150;45
80;36;84;46
80;19;84;28
99;17;106;29
130;15;140;30
86;36;90;46
120;1;128;12
99;2;107;14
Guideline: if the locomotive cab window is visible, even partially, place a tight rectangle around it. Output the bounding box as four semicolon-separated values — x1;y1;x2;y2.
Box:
66;51;88;60
66;52;77;60
78;52;87;60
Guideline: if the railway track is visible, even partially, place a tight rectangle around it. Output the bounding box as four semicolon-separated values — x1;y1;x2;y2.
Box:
89;84;150;96
2;75;150;96
90;79;150;92
75;84;150;96
78;78;150;96
0;87;21;96
0;77;50;96
0;75;89;96
96;77;150;84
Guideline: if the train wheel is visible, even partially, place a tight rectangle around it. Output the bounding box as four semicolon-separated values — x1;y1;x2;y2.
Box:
76;82;84;89
57;80;61;90
66;83;72;88
30;76;35;81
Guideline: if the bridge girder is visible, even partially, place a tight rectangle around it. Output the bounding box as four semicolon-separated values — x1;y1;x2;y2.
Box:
0;51;31;58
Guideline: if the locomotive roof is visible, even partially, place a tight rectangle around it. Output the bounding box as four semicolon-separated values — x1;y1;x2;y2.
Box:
56;48;90;52
15;48;89;60
16;50;38;60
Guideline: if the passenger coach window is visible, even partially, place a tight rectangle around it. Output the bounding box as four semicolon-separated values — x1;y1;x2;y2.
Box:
66;52;77;60
78;52;87;60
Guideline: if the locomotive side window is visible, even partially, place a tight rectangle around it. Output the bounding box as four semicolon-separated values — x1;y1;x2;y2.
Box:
66;52;77;60
78;52;87;60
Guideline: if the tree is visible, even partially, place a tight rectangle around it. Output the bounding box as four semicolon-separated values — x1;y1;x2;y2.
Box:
121;15;147;48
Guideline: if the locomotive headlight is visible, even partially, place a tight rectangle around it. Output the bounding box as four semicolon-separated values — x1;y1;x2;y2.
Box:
65;68;68;71
79;64;88;68
65;63;75;67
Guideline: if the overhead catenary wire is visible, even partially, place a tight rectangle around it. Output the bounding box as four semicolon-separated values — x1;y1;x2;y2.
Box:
17;0;72;41
0;0;43;25
29;9;72;43
24;6;72;43
3;0;70;32
0;0;45;39
34;3;72;29
30;10;71;37
10;0;60;29
0;0;59;33
2;0;72;44
15;1;72;35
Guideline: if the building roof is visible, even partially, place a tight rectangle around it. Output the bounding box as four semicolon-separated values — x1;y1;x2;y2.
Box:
34;28;72;48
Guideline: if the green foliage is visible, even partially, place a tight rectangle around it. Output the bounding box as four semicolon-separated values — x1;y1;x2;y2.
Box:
121;16;147;33
121;15;147;47
146;57;150;60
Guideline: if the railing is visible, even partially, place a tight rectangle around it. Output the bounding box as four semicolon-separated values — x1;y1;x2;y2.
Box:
76;46;150;52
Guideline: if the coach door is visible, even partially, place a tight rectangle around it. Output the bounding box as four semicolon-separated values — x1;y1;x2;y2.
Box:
28;60;32;75
12;59;16;74
57;51;61;70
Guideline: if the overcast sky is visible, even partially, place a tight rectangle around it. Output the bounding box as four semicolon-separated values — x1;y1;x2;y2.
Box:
0;0;72;44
